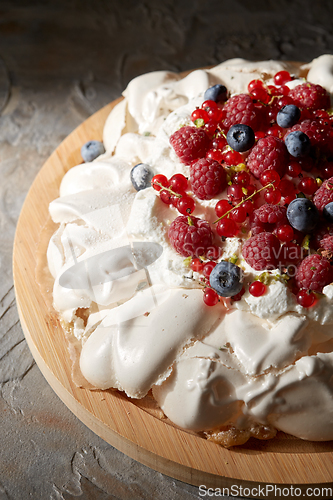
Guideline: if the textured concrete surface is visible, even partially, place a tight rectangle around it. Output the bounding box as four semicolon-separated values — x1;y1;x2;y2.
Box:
2;1;333;499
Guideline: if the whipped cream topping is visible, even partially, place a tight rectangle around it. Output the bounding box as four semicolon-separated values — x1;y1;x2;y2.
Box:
47;54;333;441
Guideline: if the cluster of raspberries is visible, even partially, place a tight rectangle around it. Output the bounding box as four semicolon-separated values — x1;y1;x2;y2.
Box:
166;73;333;304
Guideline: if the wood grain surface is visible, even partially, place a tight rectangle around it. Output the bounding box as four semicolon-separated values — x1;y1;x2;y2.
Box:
13;97;333;498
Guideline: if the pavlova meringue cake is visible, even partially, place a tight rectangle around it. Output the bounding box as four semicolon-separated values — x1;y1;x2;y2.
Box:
45;54;333;447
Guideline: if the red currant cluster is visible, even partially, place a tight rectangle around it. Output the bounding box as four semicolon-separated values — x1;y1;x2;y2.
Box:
151;173;195;215
189;257;247;306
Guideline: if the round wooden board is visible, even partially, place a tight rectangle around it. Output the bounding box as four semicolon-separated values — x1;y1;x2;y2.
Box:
13;97;333;498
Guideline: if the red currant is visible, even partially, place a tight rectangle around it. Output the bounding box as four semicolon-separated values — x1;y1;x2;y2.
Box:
191;108;208;122
278;179;296;198
284;194;296;205
177;195;195;215
216;218;239;237
260;170;280;186
255;131;266;141
206;149;224;163
233;171;251;186
190;258;204;273
279;85;290;96
264;187;282;204
203;287;219;306
297;157;314;172
211;136;227;150
267;124;284;138
152;174;169;191
286;161;302;178
250;87;270;104
224;150;243;166
249;281;266;297
244;184;257;197
267;85;279;96
231;206;247;223
276;224;294;242
248;79;264;93
276;96;293;108
171;191;185;207
227;184;244;202
322;161;333;179
159;189;172;204
274;71;292;86
298;177;318;196
267;106;278;122
202;99;217;110
206;245;223;261
169;173;188;192
207;107;223;122
204;119;218;136
203;261;217;278
300;108;313;121
296;289;316;308
242;199;255;215
215;199;232;218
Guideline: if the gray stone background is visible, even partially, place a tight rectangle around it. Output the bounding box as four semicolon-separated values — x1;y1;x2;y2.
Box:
2;1;333;499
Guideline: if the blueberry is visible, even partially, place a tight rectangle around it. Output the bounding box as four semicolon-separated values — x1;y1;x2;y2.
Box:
204;84;227;103
226;124;255;153
209;261;244;297
130;163;154;191
284;131;311;157
286;198;319;233
81;140;105;162
276;105;301;128
323;202;333;222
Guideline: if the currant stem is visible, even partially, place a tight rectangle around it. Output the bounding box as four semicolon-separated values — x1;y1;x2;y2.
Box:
152;181;182;197
213;182;275;224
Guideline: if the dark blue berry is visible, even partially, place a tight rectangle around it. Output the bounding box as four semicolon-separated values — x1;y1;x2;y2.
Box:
226;124;255;152
323;202;333;222
130;163;154;191
276;105;301;128
286;198;319;233
81;140;105;162
204;84;227;103
209;261;243;297
284;131;311;157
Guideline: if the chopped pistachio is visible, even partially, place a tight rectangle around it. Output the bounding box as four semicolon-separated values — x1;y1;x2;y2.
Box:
302;234;311;250
194;118;205;128
234;163;247;172
183;256;192;267
229;254;238;265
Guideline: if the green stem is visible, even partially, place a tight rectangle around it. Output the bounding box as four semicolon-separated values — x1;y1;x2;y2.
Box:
213;182;275;224
152;181;182;198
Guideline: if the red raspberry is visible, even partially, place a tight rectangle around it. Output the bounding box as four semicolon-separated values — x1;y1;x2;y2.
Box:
247;136;288;179
286;119;333;156
168;215;214;258
288;83;330;111
169;126;210;164
250;204;288;235
295;254;333;293
320;234;333;253
223;94;263;131
313;176;333;213
242;232;280;270
312;222;333;249
190;158;227;200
